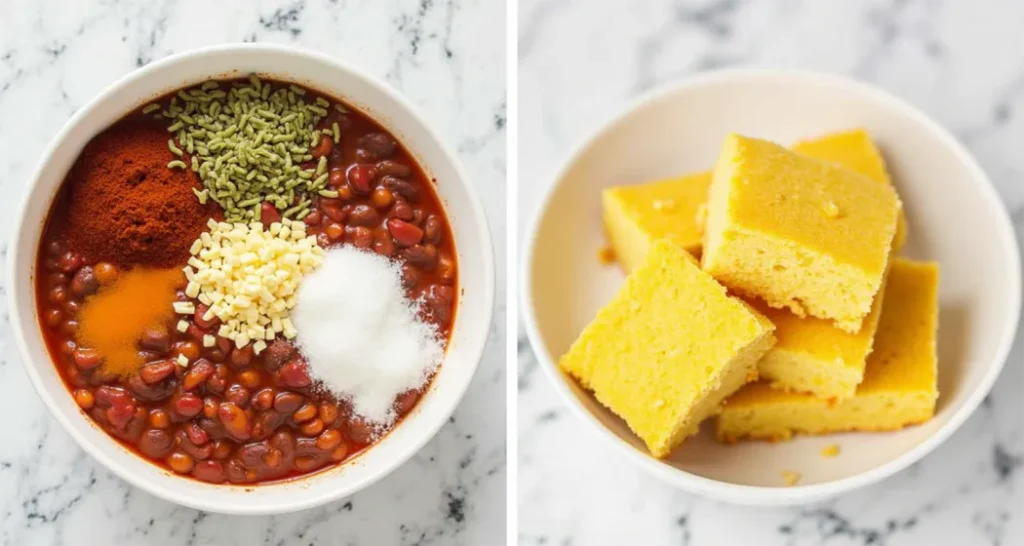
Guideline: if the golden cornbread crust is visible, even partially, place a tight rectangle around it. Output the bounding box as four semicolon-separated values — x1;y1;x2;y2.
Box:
716;259;939;443
702;134;900;333
559;240;775;458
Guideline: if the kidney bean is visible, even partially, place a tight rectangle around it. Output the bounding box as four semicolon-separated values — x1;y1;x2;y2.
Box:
95;386;131;408
387;218;424;247
253;389;275;411
229;344;253;369
211;440;233;460
382;176;419;202
58;251;82;273
349;226;373;249
260;202;282;229
270;430;296;460
193;460;226;483
70;266;98;297
218;402;251;441
375;159;412;178
412;208;426;226
216;336;233;356
182;360;214;391
194;304;220;331
139;325;170;354
311;134;333;159
237;441;270;468
140;360;176;384
328;169;346;189
167;452;194;474
347;164;375;194
44;258;59;272
395;389;421;417
438;254;456;283
226;459;251;484
252;410;287;441
390;200;414;221
299;418;324;437
263;340;295;370
356;133;397;159
177;430;214;460
316;232;331;248
423;214;443;245
402;244;438;270
127;374;176;402
373;228;395;257
273;392;305;413
321;201;348;223
49;286;67;305
348;204;380;227
225;384;250;407
61;319;79;337
316;430;342;451
348;418;375;445
279;359;312;389
424;285;455;326
303;209;322;227
184;422;209;445
138;429;173;459
46;272;67;289
73;347;103;370
198;417;227;442
173;393;203;418
46;240;62;257
106;402;136;431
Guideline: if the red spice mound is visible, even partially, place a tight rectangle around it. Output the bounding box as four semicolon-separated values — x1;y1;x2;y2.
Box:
64;120;218;267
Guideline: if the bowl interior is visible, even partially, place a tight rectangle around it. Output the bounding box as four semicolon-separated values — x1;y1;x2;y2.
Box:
10;45;492;514
526;72;1020;496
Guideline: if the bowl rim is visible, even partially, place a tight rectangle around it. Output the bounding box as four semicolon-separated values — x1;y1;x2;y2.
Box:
519;68;1022;505
8;43;495;514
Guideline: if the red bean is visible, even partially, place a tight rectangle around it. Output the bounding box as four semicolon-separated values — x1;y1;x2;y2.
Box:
140;360;175;384
402;244;438;269
311;134;333;159
423;214;443;245
45;309;63;328
218;402;251;441
303;209;322;226
387;219;424;246
58;251;82;273
138;429;173;458
260;202;282;228
349;226;373;249
375;159;412;178
279;359;312;388
390;200;414;221
193;460;226;483
184;422;210;445
139;325;171;354
321;201;348;223
194;304;220;331
229;344;253;369
48;286;67;305
167;452;194;474
325;222;344;241
225;384;250;407
348;204;380;227
373;228;395;257
70;266;98;296
73;347;103;370
347;164;375;194
174;393;203;418
316;430;342;451
328;169;346;189
182;360;214;391
273;392;305;413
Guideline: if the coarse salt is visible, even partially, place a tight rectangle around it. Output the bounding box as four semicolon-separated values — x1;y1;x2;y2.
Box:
292;247;444;432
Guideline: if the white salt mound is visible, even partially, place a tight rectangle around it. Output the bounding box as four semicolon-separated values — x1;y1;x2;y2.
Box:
292;246;443;429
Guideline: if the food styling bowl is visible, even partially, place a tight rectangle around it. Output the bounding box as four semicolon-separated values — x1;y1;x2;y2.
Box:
521;69;1021;505
8;44;494;514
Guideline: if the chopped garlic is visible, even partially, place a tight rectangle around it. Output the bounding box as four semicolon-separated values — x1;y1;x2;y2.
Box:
184;219;323;347
203;335;216;348
176;354;190;367
173;301;196;314
176;320;189;333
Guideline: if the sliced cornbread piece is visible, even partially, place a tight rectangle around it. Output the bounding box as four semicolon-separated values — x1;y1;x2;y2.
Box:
602;172;712;270
602;129;898;272
716;259;939;442
751;270;885;399
792;128;907;250
701;134;901;333
560;239;776;458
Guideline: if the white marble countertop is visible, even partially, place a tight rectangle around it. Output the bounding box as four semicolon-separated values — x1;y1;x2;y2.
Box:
518;1;1023;545
0;0;506;544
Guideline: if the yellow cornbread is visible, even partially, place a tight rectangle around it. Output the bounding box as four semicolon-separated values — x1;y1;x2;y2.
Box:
602;172;711;270
751;270;885;399
559;240;776;458
602;129;900;274
701;134;901;333
716;259;939;442
792;129;906;250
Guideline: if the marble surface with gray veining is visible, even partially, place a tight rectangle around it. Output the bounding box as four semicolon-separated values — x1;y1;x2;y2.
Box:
0;1;506;544
518;1;1023;544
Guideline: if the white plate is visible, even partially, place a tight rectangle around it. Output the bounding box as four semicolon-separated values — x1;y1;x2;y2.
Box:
521;69;1021;505
8;44;494;514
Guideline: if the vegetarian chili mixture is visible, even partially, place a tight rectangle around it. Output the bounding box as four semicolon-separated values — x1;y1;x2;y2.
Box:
36;76;457;485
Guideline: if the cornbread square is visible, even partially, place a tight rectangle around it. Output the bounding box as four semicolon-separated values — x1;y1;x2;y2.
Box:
792;129;907;250
601;129;899;272
602;172;712;270
717;259;939;442
751;270;885;399
560;240;776;458
702;134;901;333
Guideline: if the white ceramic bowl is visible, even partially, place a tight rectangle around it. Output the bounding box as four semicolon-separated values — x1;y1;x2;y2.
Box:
8;44;494;514
522;69;1021;505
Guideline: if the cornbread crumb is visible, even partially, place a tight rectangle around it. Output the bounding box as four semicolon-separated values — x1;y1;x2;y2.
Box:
597;245;617;265
822;201;841;219
652;199;677;212
694;203;708;235
821;444;840;458
559;240;775;458
782;471;801;486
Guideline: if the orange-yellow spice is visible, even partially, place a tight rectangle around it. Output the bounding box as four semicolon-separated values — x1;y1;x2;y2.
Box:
76;268;183;377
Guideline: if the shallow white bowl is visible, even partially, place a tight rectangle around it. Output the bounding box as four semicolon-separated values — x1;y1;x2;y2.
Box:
522;69;1021;505
8;44;494;514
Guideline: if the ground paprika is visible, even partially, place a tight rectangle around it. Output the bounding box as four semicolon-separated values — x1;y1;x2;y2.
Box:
63;119;218;267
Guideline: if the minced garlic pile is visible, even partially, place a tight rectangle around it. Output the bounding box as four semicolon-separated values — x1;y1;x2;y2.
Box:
178;218;324;353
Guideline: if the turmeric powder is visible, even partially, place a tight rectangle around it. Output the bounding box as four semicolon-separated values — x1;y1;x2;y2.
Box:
77;268;183;376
